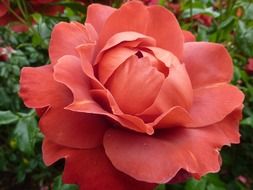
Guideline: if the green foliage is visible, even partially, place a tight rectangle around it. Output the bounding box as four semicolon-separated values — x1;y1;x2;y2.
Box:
52;176;78;190
0;111;18;125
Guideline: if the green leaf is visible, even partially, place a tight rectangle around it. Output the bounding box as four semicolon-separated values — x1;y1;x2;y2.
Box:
13;116;38;155
241;117;253;127
0;110;18;125
243;3;253;20
52;175;78;190
185;178;207;190
205;174;226;188
155;184;166;190
207;184;226;190
182;7;220;18
218;17;235;29
32;13;42;23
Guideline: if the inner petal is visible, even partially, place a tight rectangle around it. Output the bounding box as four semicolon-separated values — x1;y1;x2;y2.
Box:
96;31;156;85
105;55;164;115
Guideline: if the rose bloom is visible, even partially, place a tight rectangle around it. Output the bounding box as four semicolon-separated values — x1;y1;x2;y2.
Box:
245;58;253;75
193;14;213;27
19;1;244;189
0;46;13;62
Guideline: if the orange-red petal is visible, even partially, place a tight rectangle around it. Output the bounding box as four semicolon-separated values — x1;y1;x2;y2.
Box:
97;1;183;59
140;50;193;117
19;65;72;108
42;139;156;190
182;30;196;42
86;3;116;34
103;110;241;183
146;5;183;59
39;108;108;149
53;55;104;112
49;22;97;65
106;56;164;114
97;31;155;84
57;54;153;134
187;84;244;127
97;1;149;51
183;42;233;89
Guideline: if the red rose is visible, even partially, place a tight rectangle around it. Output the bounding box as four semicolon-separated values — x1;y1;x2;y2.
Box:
193;13;213;27
0;0;8;17
19;1;244;189
0;46;13;61
245;58;253;75
168;2;181;15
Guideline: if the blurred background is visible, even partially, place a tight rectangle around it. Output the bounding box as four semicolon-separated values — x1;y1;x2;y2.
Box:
0;0;253;189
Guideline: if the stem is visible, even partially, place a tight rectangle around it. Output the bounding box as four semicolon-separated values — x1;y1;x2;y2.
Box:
190;0;193;30
1;0;27;25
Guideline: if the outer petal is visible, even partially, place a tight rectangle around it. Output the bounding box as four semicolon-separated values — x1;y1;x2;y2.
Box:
97;1;149;51
86;4;116;34
106;56;164;114
49;22;97;65
104;110;242;183
182;30;196;42
183;42;233;89
187;84;244;127
152;106;193;128
146;5;184;59
42;139;156;190
97;1;183;59
19;65;72;108
54;55;104;113
99;31;156;54
39;108;108;149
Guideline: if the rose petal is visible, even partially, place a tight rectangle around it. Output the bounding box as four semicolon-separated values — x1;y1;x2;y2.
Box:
19;65;72;108
55;53;119;115
152;106;193;128
53;55;105;113
183;42;233;89
49;22;97;65
36;108;48;117
187;84;244;127
140;50;193;117
98;46;136;84
104;110;241;183
86;3;116;34
76;43;104;89
98;1;183;59
39;108;108;149
74;45;155;134
146;5;184;59
182;30;196;42
97;31;156;84
106;55;164;114
42;139;156;190
99;31;156;54
97;1;149;51
67;89;154;135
